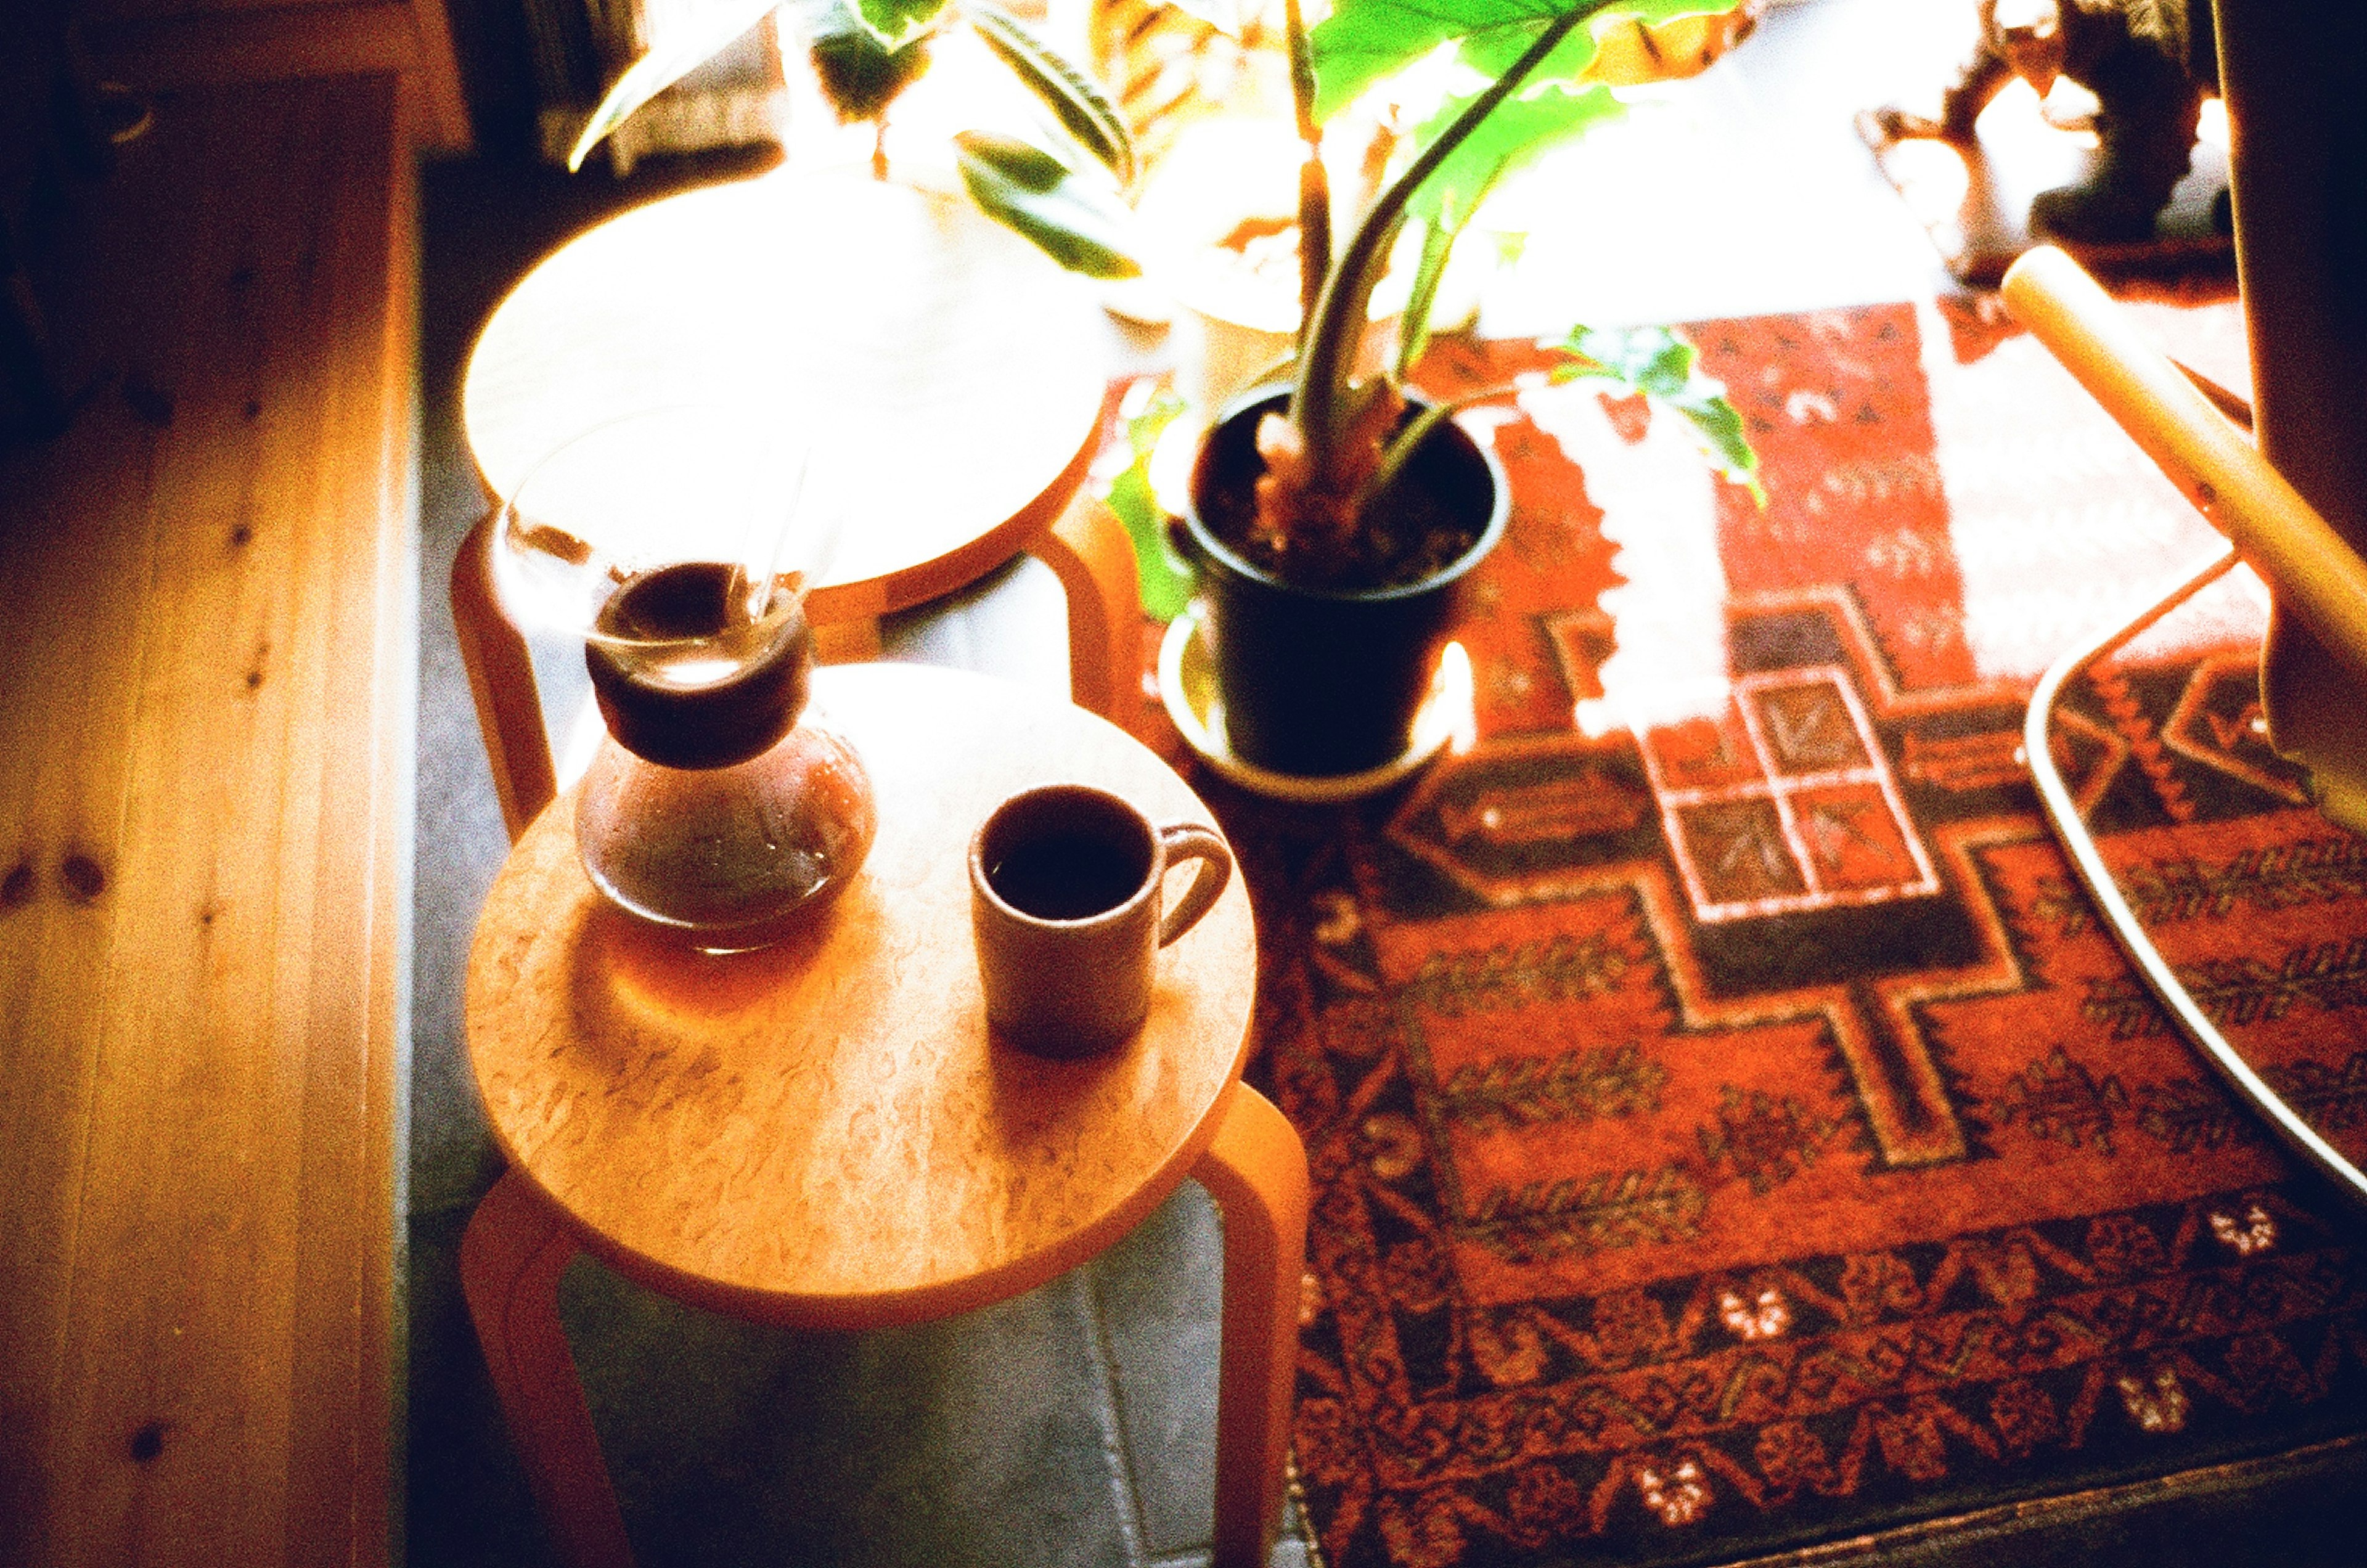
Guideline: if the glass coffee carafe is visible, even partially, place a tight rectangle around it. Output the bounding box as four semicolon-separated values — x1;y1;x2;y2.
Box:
494;406;875;950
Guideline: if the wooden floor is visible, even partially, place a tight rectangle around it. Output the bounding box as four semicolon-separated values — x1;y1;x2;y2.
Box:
0;73;417;1568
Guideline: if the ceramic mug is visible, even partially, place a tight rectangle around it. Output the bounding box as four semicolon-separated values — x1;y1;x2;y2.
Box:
970;784;1232;1057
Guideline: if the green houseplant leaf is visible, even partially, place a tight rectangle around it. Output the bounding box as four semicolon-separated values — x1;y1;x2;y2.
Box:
804;0;935;121
1553;322;1698;396
1553;324;1762;493
849;0;952;51
1453;0;1726;84
970;6;1135;184
568;0;788;169
1100;386;1197;621
565;0;1142;283
1403;77;1625;232
1261;0;1757;565
1306;0;1487;124
1293;0;1634;472
954;131;1142;279
1309;0;1742;125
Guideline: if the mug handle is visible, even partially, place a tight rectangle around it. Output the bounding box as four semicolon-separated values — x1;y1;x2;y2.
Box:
1155;823;1232;947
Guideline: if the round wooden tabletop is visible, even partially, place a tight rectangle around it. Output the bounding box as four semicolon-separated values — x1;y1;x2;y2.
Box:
460;165;1112;620
466;663;1257;1327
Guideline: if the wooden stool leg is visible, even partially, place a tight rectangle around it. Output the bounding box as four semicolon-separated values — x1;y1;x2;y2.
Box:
1192;1084;1311;1568
459;1169;636;1568
451;512;558;843
1031;491;1145;732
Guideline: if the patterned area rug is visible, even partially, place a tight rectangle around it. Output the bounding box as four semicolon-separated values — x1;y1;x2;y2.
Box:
1180;302;2367;1566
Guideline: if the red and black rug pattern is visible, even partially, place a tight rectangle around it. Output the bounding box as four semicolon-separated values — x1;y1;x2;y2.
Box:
1195;304;2367;1567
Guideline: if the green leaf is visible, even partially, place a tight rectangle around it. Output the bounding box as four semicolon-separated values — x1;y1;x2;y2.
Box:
1552;324;1695;396
970;6;1135;183
851;0;950;49
1099;386;1196;621
804;0;934;123
1468;0;1744;83
568;0;786;169
1404;76;1624;232
1550;323;1759;491
954;131;1142;279
1669;384;1760;494
1306;0;1476;125
1309;0;1741;125
1292;0;1739;488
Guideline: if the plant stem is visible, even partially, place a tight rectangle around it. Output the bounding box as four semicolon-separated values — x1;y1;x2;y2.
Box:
1394;220;1455;381
1292;0;1618;481
1357;381;1521;508
1282;0;1330;346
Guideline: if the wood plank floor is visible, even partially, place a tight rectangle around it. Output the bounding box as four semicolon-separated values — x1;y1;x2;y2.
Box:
0;71;415;1568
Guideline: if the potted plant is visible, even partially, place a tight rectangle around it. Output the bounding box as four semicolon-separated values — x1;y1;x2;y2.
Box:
1179;0;1764;778
568;0;1169;279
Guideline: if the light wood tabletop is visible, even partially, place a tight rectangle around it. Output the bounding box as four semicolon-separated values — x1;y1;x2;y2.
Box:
461;663;1302;1568
467;662;1258;1325
459;165;1114;625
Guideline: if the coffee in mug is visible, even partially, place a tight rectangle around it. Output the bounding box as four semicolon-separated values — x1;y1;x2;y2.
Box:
970;784;1232;1057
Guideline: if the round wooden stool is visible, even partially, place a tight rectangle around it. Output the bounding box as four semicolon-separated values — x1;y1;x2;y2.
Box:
458;663;1307;1568
458;164;1142;731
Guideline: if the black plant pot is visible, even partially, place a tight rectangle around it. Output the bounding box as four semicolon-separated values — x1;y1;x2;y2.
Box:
1180;386;1507;778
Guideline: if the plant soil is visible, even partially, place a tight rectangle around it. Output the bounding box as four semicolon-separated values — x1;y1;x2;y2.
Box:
1199;405;1489;593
